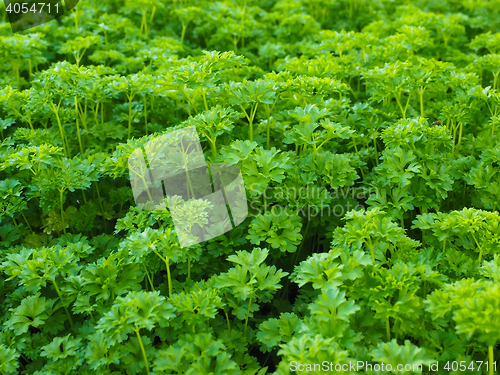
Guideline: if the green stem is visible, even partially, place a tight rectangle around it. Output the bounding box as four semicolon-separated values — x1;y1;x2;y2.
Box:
50;101;69;158
371;126;379;165
452;120;457;155
265;97;279;149
471;232;483;263
202;90;209;112
52;279;73;327
250;102;259;141
494;71;499;91
292;219;311;266
419;86;426;118
94;183;107;232
244;292;253;336
20;211;32;233
456;122;463;153
240;103;259;142
59;188;66;234
403;89;413;118
199;130;217;158
180;141;196;198
11;216;20;234
141;11;148;36
351;138;365;180
181;23;187;42
134;328;150;374
386;318;391;341
488;345;494;375
13;59;20;88
143;263;154;291
266;117;271;149
127;96;134;139
130;168;154;203
225;311;231;333
166;257;172;297
150;5;156;23
74;97;84;154
83;99;88;130
394;94;406;119
368;239;375;263
143;96;148;135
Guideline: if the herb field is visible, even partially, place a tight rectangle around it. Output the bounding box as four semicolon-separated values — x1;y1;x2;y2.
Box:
1;0;500;374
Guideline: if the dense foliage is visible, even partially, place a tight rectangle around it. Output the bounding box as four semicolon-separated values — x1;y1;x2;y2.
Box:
1;0;500;373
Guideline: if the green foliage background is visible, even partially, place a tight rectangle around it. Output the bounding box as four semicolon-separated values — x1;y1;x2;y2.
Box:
0;0;500;374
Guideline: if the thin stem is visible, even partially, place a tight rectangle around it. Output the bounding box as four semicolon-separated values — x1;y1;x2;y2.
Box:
143;97;148;135
150;5;156;22
83;99;88;130
351;138;365;180
74;97;84;154
20;211;32;233
180;141;196;198
50;101;69;158
199;130;217;158
403;90;413;118
371;125;379;165
134;328;150;374
202;90;209;112
52;279;73;327
181;23;187;42
249;102;259;141
488;345;494;375
456;121;463;154
141;11;149;36
225;311;231;333
419;86;426;118
394;94;406;119
95;183;107;232
127;95;134;139
471;232;484;262
386;318;391;341
292;220;311;266
143;263;155;291
240;103;259;142
244;292;253;336
11;216;20;234
60;188;66;234
130;168;155;202
365;236;376;262
166;257;173;297
265;103;273;149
